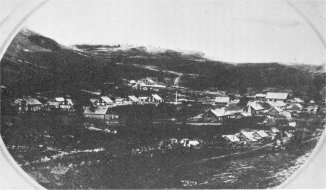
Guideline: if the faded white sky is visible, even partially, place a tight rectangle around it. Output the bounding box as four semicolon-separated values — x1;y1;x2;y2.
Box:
8;0;326;64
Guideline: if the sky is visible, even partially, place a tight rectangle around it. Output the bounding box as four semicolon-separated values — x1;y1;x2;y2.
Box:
6;0;326;64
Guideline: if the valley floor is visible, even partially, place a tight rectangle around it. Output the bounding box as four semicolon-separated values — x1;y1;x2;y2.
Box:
1;111;325;189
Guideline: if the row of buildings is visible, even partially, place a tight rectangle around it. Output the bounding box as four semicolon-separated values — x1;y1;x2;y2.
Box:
129;77;167;92
15;97;74;112
14;93;165;120
202;92;317;123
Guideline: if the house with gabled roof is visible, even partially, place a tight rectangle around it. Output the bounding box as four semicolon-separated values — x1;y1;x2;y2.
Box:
48;97;74;111
16;98;43;112
253;130;270;139
152;94;164;103
101;96;114;105
138;96;150;102
268;107;292;119
50;166;70;181
237;131;258;142
222;135;240;143
244;101;270;116
267;101;287;109
202;108;234;123
286;103;303;112
128;95;141;104
83;106;118;120
266;92;288;102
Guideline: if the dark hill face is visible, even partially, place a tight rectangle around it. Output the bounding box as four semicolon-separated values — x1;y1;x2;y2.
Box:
1;28;325;102
1;29;124;97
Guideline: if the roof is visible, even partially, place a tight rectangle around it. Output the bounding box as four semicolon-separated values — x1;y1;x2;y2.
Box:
266;92;288;100
289;122;297;127
83;106;109;115
239;131;257;141
152;94;163;101
248;102;265;110
90;98;98;103
222;135;240;142
215;96;230;103
60;99;73;105
209;108;232;117
271;127;280;133
50;166;70;175
115;98;124;102
128;95;140;102
267;101;286;107
138;96;149;100
254;130;269;138
296;104;303;109
294;98;304;103
269;107;283;113
145;77;156;84
47;101;60;107
284;131;293;137
255;93;266;98
55;97;65;102
101;96;113;103
25;98;42;105
281;111;292;119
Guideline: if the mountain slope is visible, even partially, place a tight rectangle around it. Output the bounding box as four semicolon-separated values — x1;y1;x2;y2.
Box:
1;28;325;102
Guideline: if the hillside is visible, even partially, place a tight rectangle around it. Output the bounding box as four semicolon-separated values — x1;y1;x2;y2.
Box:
74;44;326;100
1;28;325;101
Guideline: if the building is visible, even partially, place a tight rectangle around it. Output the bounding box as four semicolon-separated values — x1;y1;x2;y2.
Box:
128;95;141;105
286;103;303;112
151;94;164;103
100;96;114;105
267;101;287;109
59;99;74;111
245;101;266;116
253;130;270;139
50;166;70;181
16;98;43;112
255;93;266;100
114;97;131;105
265;92;288;102
202;108;234;123
293;97;304;103
237;131;258;142
268;107;292;119
270;127;280;133
214;96;230;106
138;96;150;103
180;139;200;147
51;97;74;111
46;101;61;110
83;106;118;120
89;96;114;107
222;135;240;143
132;77;167;92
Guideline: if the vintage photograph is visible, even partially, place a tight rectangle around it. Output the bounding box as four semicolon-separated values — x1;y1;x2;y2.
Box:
1;0;326;189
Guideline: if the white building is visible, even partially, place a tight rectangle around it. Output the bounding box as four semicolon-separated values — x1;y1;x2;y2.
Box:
265;92;288;102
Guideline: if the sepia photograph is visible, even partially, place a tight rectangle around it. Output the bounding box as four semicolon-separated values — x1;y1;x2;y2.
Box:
0;0;326;189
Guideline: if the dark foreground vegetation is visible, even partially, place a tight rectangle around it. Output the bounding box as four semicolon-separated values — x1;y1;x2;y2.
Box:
1;105;325;189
